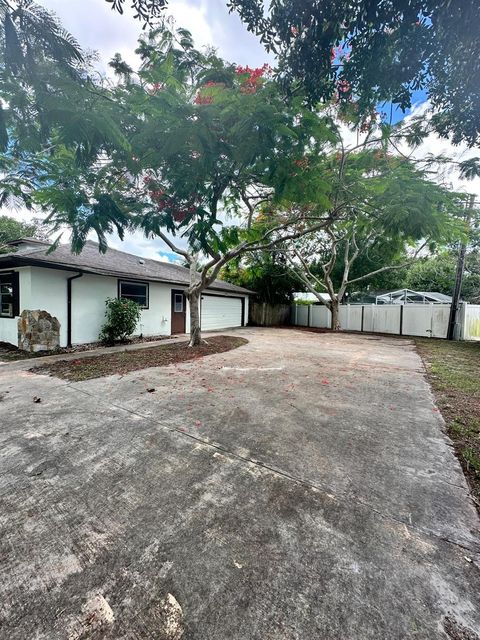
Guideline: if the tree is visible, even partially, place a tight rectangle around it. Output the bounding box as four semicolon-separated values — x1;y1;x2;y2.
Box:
228;0;480;146
26;27;336;346
0;0;130;211
280;140;464;330
0;214;46;253
406;253;480;303
221;251;299;304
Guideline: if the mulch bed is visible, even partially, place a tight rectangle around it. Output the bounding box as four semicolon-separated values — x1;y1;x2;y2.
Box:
0;335;173;362
30;336;248;382
415;338;480;512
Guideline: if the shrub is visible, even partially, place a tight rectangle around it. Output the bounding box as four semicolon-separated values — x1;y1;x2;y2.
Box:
99;297;141;344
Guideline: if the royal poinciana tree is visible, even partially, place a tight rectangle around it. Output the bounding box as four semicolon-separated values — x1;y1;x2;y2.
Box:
276;138;465;330
29;27;336;345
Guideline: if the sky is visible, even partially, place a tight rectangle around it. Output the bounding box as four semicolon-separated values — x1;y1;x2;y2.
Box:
9;0;480;260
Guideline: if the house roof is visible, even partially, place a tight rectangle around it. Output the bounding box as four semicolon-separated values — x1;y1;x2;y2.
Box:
0;240;252;295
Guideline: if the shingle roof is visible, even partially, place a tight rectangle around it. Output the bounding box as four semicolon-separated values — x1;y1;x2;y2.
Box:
0;240;252;295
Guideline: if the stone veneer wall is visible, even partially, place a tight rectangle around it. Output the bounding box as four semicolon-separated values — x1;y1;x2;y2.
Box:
18;310;61;352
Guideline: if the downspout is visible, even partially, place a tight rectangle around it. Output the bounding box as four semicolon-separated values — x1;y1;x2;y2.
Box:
67;272;83;347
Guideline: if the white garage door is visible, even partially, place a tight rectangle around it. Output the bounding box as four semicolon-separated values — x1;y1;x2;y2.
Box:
201;295;243;330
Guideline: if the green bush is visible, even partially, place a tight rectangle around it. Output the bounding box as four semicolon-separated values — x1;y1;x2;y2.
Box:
99;297;141;344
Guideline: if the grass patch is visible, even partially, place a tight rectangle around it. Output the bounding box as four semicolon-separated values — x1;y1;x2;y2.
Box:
31;336;248;382
415;338;480;510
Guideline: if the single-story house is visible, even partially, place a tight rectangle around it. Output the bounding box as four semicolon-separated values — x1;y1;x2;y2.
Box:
0;238;251;350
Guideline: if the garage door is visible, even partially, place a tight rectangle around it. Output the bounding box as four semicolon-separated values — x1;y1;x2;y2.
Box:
201;295;243;330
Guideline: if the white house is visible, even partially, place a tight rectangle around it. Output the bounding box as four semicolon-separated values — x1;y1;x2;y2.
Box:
0;238;251;350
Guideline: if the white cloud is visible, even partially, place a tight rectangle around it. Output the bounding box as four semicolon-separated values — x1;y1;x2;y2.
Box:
40;0;269;72
106;229;184;262
400;103;480;201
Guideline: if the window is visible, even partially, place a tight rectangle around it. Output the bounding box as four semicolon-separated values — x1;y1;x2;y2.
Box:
0;273;19;318
174;293;184;313
118;280;149;308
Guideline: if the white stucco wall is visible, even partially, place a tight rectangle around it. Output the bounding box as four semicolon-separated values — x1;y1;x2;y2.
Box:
71;274;173;345
0;264;249;348
28;267;71;346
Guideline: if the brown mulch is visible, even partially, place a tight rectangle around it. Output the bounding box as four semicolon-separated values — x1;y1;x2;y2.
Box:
0;335;173;362
415;338;480;512
30;336;248;382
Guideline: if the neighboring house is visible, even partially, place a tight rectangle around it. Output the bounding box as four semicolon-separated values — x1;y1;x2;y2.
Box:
0;238;251;349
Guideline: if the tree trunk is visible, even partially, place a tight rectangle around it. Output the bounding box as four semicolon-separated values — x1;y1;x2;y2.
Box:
188;289;202;347
330;299;340;331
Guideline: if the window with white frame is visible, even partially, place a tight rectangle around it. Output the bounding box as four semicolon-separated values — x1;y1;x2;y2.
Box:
118;280;149;308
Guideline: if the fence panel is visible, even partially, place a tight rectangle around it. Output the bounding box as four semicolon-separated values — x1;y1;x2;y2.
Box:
402;305;433;337
339;305;363;331
362;305;376;332
464;304;480;340
295;305;309;327
291;302;477;341
431;304;451;338
310;305;331;328
249;302;291;326
373;305;402;334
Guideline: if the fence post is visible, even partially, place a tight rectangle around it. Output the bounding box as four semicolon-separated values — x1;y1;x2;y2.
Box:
399;305;403;336
361;306;364;332
460;302;468;340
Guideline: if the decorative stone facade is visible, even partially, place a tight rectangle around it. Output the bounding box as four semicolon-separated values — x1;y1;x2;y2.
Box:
18;310;61;352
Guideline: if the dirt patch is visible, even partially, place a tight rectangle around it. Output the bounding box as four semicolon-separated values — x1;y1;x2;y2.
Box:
30;336;248;381
415;338;480;512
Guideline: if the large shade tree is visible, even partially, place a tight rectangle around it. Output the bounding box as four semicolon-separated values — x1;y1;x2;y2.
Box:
27;28;336;345
276;137;466;329
101;0;480;145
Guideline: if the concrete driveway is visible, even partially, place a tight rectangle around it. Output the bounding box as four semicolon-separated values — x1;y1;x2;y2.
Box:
1;328;479;639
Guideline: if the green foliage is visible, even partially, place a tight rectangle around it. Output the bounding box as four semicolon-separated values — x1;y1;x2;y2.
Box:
221;252;299;304
20;25;333;258
99;297;142;344
228;0;480;146
282;141;466;307
0;215;45;253
406;252;480;303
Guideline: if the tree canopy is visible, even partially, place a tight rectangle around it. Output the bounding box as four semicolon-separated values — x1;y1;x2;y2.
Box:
0;214;46;252
229;0;480;146
274;131;466;328
12;26;336;343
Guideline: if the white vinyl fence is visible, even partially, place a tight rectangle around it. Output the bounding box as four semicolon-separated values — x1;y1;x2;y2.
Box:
291;303;480;340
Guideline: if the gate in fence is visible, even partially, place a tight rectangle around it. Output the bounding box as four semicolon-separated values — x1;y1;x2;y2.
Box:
291;303;480;340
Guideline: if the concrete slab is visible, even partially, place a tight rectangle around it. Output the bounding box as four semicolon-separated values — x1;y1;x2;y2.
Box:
0;328;479;639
